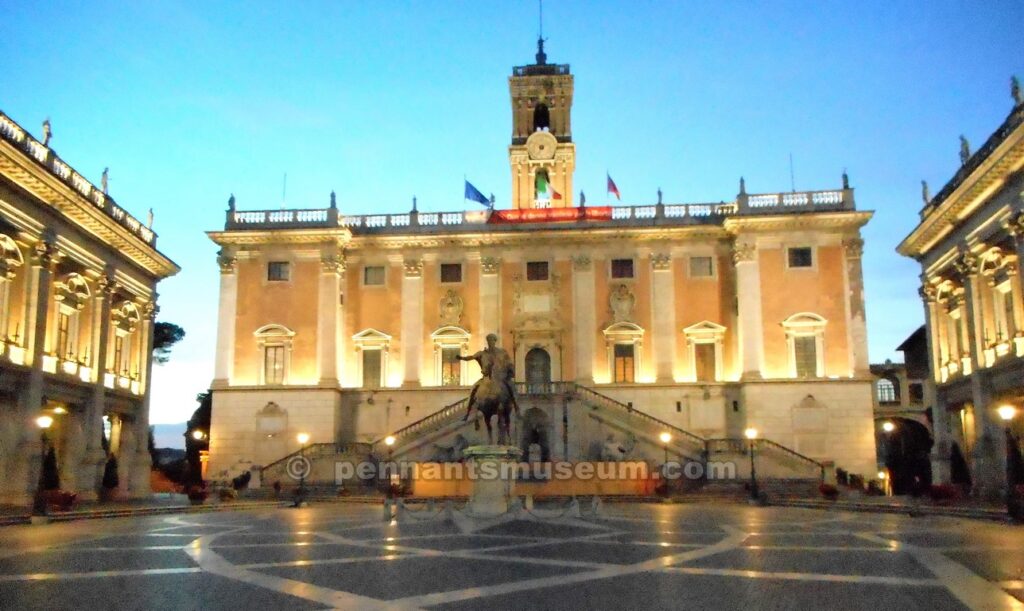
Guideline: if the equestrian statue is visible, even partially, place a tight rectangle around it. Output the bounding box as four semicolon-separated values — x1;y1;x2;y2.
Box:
458;333;519;445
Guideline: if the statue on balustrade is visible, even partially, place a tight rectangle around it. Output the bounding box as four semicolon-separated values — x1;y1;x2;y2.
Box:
459;333;519;444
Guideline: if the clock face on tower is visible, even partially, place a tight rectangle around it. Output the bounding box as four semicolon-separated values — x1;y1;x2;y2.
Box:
526;131;558;161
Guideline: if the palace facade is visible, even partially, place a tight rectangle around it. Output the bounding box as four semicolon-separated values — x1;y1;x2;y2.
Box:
898;83;1024;498
0;111;179;504
208;44;877;484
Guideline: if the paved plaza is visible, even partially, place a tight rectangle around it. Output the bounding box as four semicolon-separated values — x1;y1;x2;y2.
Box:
0;502;1022;610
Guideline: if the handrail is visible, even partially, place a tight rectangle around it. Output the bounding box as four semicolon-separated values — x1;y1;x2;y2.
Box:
573;384;707;450
371;397;469;453
261;442;371;473
757;438;825;477
706;437;824;479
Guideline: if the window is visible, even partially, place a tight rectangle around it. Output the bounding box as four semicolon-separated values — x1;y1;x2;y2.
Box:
526;261;549;281
694;343;716;382
613;344;635;383
56;312;71;358
440;263;462;284
998;289;1015;339
267;261;290;282
264;345;285;384
440;347;461;386
876;378;896;403
787;247;813;268
909;383;924;402
611;259;634;279
363;266;385;286
113;335;125;375
794;336;817;377
362;349;382;388
690;256;713;278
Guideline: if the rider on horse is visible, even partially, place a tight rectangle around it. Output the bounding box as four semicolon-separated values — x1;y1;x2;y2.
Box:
459;333;519;421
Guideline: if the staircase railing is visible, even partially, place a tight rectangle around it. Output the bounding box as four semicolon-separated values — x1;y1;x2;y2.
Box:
261;442;372;474
573;384;708;458
706;438;824;480
371;397;469;455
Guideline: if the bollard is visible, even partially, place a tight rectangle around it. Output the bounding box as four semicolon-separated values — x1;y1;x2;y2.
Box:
382;498;393;522
568;496;582;518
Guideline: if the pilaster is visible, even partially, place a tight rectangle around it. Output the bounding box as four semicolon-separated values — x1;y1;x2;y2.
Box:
650;253;675;382
213;250;237;385
401;258;423;387
571;254;595;382
842;237;869;376
733;241;764;379
318;251;343;384
479;257;501;339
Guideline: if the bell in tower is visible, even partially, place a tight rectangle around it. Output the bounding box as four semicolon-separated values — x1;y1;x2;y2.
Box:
508;38;576;209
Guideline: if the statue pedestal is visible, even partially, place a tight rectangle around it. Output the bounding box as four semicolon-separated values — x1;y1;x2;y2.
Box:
463;445;522;517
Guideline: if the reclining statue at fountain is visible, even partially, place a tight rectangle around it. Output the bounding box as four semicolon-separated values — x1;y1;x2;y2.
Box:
459;333;519;445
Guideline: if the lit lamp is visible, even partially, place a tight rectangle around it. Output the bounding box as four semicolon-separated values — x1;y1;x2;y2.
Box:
32;415;54;516
997;405;1019;519
744;427;759;502
296;433;310;493
659;432;672;466
877;470;890;496
881;421;895;433
191;430;205;441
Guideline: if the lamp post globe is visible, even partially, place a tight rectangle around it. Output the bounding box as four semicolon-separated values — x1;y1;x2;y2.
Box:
744;428;759;502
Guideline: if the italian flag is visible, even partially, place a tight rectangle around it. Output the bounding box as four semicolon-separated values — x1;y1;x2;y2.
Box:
536;173;562;201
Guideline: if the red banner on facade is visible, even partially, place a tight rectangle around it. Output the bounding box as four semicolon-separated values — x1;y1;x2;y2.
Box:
488;206;612;224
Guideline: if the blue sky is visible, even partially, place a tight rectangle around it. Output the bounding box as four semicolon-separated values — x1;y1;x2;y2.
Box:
2;1;1022;424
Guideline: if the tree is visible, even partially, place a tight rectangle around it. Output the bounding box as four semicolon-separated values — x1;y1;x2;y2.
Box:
152;322;185;364
42;447;61;490
184;392;211;485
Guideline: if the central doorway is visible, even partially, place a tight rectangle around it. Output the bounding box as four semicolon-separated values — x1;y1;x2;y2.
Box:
525;347;552;393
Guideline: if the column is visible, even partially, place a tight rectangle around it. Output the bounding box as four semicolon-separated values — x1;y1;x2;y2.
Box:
79;272;114;500
13;235;57;503
650;253;675;382
401;258;423;387
479;257;501;336
318;251;343;384
1007;213;1024;356
843;237;870;376
130;300;158;497
957;252;1007;499
571;255;595;382
921;283;952;483
213;250;237;385
733;241;764;379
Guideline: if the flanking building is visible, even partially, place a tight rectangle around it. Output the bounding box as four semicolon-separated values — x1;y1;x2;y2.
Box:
207;44;877;485
898;80;1024;498
0;111;179;504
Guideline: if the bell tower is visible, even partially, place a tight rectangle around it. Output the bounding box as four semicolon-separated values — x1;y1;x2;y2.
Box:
508;39;576;209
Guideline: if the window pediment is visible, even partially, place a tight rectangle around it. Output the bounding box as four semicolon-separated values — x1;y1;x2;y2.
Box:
683;320;726;340
352;328;391;348
603;321;644;343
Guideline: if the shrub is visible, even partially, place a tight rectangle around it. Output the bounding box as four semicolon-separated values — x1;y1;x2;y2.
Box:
819;483;839;499
231;471;251;491
928;484;961;503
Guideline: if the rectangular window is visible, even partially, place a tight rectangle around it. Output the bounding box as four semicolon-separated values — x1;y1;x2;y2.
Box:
689;256;713;278
440;263;462;284
267;261;290;282
363;266;385;286
613;343;635;383
611;259;634;279
362;349;382;388
526;261;549;281
440;347;461;386
113;335;125;374
794;336;817;378
264;345;285;384
787;247;813;268
1000;290;1015;339
57;312;71;358
694;343;716;382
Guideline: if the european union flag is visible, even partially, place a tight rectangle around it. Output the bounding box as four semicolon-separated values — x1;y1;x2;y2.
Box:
464;180;491;207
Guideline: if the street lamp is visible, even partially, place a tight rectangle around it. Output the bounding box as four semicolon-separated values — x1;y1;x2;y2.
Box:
192;430;205;441
744;428;759;502
32;415;54;516
998;405;1019;520
659;432;671;465
881;421;895;433
296;433;310;493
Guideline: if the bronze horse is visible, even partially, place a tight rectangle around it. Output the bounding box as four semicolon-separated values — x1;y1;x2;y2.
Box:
463;368;518;445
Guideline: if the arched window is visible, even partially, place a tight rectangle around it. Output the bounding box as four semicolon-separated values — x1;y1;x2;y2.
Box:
254;324;295;385
110;301;141;385
53;273;90;361
876;378;897;403
430;326;470;387
0;234;23;347
533;103;550;132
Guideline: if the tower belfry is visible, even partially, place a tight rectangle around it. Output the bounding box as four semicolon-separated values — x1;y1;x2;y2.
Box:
508;38;575;209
